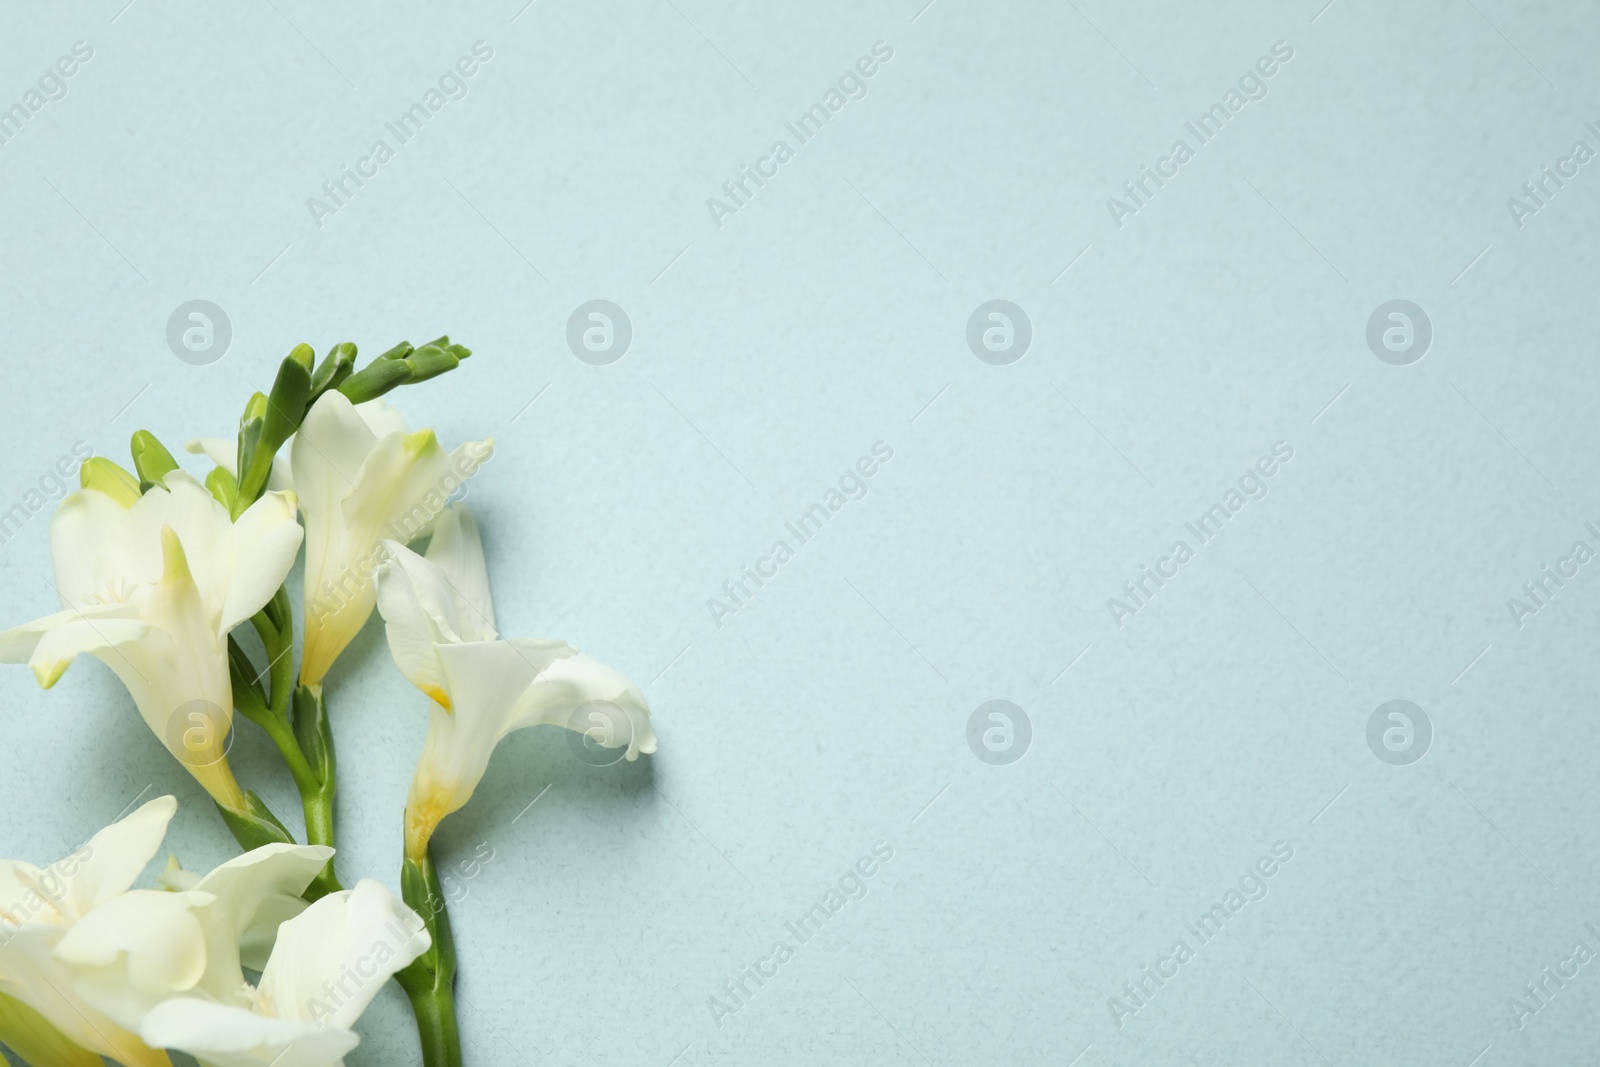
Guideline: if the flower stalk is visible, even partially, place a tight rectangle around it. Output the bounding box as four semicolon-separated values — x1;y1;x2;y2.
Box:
395;847;463;1067
228;591;342;900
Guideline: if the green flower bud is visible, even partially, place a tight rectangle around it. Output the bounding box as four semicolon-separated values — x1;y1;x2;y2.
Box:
263;344;314;449
130;430;179;490
79;457;142;506
406;344;460;383
240;391;269;427
205;466;239;512
310;342;358;395
338;358;412;404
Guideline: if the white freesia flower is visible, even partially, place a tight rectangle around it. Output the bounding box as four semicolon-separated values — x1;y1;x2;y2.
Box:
57;842;334;1031
138;880;429;1067
0;795;179;1067
373;505;655;862
291;391;492;688
0;470;302;809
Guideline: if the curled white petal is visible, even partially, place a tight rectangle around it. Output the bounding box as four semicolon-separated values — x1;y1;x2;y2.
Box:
376;505;655;859
293;391;492;685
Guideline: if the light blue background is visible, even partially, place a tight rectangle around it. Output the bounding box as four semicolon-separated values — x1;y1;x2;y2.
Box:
1;1;1598;1064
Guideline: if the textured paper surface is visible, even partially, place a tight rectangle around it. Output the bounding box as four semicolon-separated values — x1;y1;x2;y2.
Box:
0;2;1595;1064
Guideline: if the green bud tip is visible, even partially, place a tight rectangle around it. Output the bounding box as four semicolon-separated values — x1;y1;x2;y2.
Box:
242;392;269;425
130;430;179;485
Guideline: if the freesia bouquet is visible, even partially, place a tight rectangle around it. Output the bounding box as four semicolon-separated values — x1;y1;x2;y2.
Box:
0;340;655;1066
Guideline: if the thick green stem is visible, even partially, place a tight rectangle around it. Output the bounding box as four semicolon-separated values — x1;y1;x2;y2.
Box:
396;849;463;1067
289;684;340;898
229;609;343;900
249;704;341;899
403;976;461;1067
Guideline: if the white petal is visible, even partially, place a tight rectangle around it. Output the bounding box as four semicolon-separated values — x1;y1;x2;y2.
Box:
257;880;429;1029
0;861;57;925
406;640;653;852
423;506;495;639
0;603;149;688
372;517;495;704
109;531;241;807
185;437;236;474
125;472;231;624
0;926;167;1067
218;489;303;634
353;397;409;439
186;844;333;1002
373;543;451;704
0;796;173;937
336;428;457;544
294;389;492;685
293;391;383;545
53;845;330;1049
130;473;300;636
49;488;145;607
53;889;210;1027
56;795;177;920
142;996;359;1067
414;639;578;818
292;392;389;685
498;646;657;759
41;618;159;694
43;531;241;809
239;890;307;973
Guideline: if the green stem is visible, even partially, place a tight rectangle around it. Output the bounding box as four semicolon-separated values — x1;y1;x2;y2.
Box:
251;701;341;899
229;607;343;900
396;848;463;1067
402;976;461;1067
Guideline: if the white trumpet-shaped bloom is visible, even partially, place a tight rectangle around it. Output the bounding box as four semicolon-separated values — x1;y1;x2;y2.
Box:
0;795;179;1067
25;799;422;1067
0;471;302;808
291;391;492;687
57;842;334;1032
373;506;655;861
137;879;429;1067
